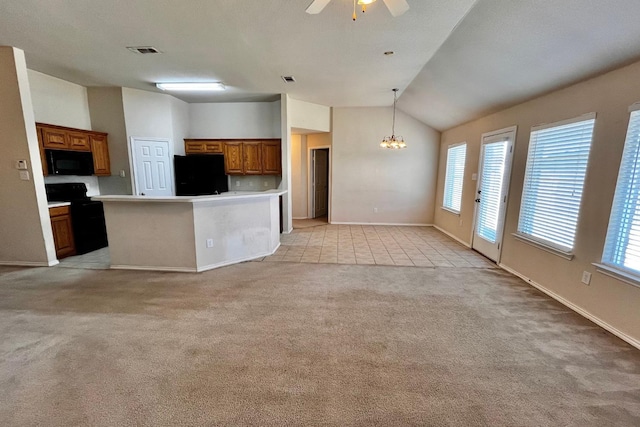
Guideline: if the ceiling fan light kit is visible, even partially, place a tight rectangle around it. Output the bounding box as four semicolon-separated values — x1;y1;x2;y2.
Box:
380;88;407;150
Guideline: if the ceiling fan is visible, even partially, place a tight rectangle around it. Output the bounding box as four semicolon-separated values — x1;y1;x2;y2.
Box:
306;0;410;20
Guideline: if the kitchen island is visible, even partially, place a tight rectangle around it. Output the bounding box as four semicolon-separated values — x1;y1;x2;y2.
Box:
93;190;285;272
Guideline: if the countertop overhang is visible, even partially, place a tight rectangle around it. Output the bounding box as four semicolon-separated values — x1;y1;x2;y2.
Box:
93;190;286;204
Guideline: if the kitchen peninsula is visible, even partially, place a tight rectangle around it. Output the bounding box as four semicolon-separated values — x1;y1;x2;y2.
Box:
93;190;285;272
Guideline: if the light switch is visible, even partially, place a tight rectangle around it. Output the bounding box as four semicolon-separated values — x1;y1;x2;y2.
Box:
19;170;30;181
472;173;478;181
15;160;28;170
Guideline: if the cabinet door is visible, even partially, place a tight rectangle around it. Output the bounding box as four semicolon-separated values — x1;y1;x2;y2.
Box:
90;134;111;176
68;131;91;151
243;143;262;175
36;126;49;176
224;142;244;174
261;141;282;175
185;141;205;154
42;127;68;149
50;208;76;258
205;142;223;154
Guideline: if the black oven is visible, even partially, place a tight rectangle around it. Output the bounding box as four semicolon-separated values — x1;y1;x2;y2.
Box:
46;149;94;176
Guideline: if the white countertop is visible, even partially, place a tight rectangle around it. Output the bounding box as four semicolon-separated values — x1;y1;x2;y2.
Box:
93;189;286;203
48;201;71;208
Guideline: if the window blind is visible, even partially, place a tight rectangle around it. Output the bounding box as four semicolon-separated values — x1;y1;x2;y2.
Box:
602;108;640;274
443;143;466;213
517;114;596;251
477;140;508;243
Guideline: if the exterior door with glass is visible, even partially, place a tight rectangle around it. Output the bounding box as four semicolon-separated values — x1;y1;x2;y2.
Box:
472;127;516;262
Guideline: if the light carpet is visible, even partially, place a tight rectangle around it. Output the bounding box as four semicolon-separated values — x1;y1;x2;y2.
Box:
0;262;638;426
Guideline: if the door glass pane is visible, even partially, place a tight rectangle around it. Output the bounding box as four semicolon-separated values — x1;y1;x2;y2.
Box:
477;141;508;243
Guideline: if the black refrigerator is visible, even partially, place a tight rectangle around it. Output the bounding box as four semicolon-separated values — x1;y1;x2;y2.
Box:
174;155;229;196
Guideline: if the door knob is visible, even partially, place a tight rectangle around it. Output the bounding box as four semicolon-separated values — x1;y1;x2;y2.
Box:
141;192;145;196
475;198;481;203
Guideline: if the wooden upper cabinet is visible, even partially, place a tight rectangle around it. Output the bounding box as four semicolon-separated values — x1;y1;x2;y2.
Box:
90;133;111;176
36;126;49;176
204;141;223;154
261;141;282;175
67;131;91;151
185;139;224;154
41;126;68;149
243;142;262;175
36;123;111;176
185;141;206;154
224;141;244;174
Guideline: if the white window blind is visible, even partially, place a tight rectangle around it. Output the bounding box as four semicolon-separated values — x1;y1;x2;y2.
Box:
477;140;508;243
602;107;640;275
443;143;466;213
517;114;596;252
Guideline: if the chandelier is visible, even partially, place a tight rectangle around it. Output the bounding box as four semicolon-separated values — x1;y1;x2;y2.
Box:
380;88;407;149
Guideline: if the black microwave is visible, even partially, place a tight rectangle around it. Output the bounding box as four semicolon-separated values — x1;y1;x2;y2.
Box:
46;149;95;176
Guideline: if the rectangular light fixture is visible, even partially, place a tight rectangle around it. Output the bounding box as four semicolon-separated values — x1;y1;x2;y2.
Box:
156;82;226;91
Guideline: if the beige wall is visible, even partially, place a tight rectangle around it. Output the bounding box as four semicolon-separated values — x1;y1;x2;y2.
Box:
331;107;440;225
87;87;131;195
189;101;281;139
290;134;306;218
289;98;331;133
0;47;56;265
27;69;92;129
436;59;640;346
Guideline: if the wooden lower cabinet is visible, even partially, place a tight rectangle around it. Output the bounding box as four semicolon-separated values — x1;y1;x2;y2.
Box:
49;206;76;259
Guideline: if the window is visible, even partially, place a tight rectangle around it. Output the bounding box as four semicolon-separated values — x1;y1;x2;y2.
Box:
602;107;640;276
443;143;466;213
517;113;596;252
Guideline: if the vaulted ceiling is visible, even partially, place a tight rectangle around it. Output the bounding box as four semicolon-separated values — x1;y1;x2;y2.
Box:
1;0;640;131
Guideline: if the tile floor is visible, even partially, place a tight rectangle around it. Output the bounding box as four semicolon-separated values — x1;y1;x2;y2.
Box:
56;247;111;270
255;225;495;268
55;226;495;270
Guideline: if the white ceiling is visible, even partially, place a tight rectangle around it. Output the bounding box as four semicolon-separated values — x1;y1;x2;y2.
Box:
1;0;640;131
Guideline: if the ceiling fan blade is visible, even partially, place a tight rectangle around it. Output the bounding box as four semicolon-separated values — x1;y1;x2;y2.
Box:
306;0;332;14
382;0;409;17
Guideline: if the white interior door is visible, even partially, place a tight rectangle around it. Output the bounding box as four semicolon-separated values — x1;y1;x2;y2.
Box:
472;127;516;262
313;149;329;218
130;138;173;196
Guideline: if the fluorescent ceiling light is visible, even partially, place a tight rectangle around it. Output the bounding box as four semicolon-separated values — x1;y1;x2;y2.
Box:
156;82;225;91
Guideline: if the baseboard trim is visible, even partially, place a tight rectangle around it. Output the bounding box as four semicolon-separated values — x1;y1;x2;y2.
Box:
432;225;472;248
292;217;309;220
330;222;433;227
196;244;280;272
0;259;59;267
110;265;199;273
110;244;281;274
498;262;640;351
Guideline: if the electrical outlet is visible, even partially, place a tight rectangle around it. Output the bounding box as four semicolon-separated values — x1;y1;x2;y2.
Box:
249;181;253;187
206;239;214;248
236;181;240;187
581;271;592;285
264;181;268;187
459;219;463;226
15;160;28;170
119;170;126;178
19;170;30;181
373;207;378;213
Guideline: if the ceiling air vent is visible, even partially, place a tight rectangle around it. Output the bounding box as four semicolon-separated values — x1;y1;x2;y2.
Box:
281;76;296;83
127;46;162;54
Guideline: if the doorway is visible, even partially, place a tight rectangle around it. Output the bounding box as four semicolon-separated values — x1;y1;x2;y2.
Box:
472;126;517;262
310;148;329;221
129;137;173;197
